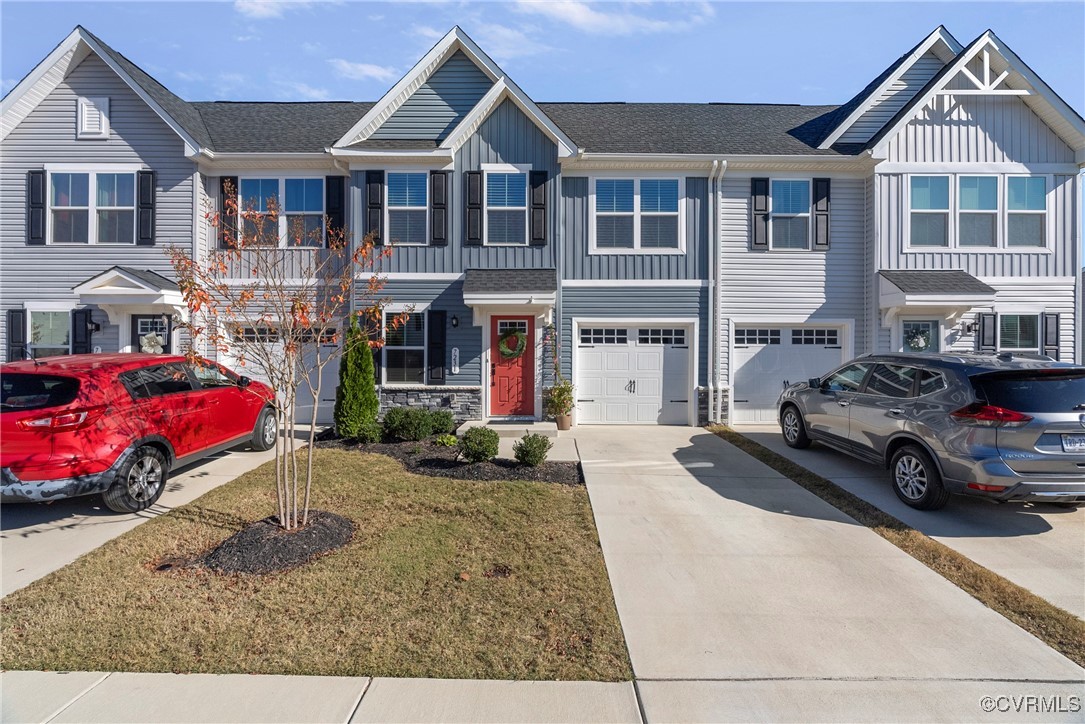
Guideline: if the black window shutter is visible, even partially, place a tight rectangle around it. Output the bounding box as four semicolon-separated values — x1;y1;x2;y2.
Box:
71;309;93;355
427;310;446;385
7;309;27;361
325;175;345;246
219;176;238;248
136;170;156;246
465;171;483;246
430;171;447;246
365;171;384;245
978;313;997;353
27;170;45;246
813;178;830;250
1042;313;1060;360
530;170;548;246
367;317;383;384
751;178;769;250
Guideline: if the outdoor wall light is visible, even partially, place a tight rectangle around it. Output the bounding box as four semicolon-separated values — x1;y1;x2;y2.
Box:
451;315;459;328
88;321;101;334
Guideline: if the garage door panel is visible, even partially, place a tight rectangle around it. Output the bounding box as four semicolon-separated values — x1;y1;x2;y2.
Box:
605;377;630;396
580;350;604;371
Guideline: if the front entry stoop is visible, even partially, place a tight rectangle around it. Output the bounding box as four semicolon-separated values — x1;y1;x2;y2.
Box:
457;420;559;438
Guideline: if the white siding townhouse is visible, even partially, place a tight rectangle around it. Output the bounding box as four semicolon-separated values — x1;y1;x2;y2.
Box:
1;25;1082;426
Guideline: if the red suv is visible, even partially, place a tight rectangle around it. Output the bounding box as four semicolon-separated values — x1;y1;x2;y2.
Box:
1;354;276;512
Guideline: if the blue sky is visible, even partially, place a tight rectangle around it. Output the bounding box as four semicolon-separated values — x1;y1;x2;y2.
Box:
2;1;1083;112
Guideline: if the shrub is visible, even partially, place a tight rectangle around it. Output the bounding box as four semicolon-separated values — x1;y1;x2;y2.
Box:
513;433;552;467
435;433;458;447
334;317;379;440
358;420;382;444
429;409;455;435
382;407;434;442
459;427;499;463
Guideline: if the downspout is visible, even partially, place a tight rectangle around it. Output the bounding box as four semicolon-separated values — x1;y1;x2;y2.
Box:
707;159;728;423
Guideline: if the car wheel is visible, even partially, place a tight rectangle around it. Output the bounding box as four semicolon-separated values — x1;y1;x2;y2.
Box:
890;445;949;510
251;408;277;451
102;445;169;513
780;405;811;449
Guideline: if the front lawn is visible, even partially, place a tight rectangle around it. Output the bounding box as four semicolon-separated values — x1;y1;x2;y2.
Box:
0;449;631;681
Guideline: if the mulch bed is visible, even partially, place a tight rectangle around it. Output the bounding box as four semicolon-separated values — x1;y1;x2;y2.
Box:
315;436;583;486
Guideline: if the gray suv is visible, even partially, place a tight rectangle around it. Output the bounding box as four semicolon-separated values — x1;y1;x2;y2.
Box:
777;352;1085;510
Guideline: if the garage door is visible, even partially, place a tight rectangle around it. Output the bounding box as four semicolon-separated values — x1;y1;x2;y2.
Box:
732;326;844;424
577;326;690;425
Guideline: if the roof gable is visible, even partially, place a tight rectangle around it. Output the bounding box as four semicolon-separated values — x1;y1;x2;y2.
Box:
441;79;578;158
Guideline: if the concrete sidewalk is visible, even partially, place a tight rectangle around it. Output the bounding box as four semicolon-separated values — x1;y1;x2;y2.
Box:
737;425;1085;619
577;426;1084;722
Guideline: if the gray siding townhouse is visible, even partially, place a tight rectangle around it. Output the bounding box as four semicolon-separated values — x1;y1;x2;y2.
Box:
2;25;1082;427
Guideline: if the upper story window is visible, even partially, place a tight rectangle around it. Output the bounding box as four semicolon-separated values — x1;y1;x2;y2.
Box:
591;177;683;253
485;171;528;245
77;97;109;139
386;172;427;246
770;180;811;250
50;170;135;244
238;177;324;247
908;174;1048;250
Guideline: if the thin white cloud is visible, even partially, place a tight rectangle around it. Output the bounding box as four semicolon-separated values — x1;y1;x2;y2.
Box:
233;0;317;19
214;72;247;96
278;81;330;100
515;0;714;35
175;70;205;83
327;59;398;83
412;25;444;42
474;23;552;63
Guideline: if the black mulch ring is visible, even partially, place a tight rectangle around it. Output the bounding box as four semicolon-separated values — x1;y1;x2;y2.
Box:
194;510;354;575
315;437;583;486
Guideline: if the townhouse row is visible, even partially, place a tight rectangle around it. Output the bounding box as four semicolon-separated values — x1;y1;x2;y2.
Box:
2;25;1082;426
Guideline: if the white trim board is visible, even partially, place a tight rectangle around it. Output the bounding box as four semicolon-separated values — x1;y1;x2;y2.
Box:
561;279;707;288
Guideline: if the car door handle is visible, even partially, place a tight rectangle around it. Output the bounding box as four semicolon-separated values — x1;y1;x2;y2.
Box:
889;408;905;415
837;400;850;408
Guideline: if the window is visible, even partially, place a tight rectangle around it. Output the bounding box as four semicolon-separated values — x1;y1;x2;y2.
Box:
134;315;170;354
824;363;871;393
386;172;427;246
592;178;683;252
239;178;279;244
384;312;426;384
734;328;780;346
29;311;70;358
919;370;946;396
864;364;917;398
910;176;949;247
579;328;628;345
49;171;136;245
121;363;195;400
77;97;109;139
96;173;136;243
486;172;527;245
238;177;325;247
999;314;1039;353
638;328;686;345
958;176;998;247
791;328;839;346
284;178;324;247
770;180;811;250
51;173;89;244
191;362;238;388
902;320;939;353
1007;177;1046;247
234;326;281;343
1;374;80;411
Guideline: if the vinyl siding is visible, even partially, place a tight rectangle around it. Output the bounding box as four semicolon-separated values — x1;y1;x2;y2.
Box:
561;176;709;280
839;50;946;145
0;53;195;359
560;286;708;386
370;51;493;141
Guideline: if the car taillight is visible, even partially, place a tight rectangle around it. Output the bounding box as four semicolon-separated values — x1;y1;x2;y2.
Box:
16;406;106;432
950;403;1033;428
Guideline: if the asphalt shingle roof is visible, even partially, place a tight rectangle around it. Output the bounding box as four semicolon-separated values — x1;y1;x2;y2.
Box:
463;268;558;295
193;102;373;153
879;270;995;295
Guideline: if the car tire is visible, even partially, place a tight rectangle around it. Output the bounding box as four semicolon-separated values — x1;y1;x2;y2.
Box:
102;445;169;513
780;405;811;449
251;407;278;451
890;444;949;510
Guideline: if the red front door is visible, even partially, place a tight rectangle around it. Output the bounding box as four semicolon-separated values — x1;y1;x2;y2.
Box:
491;316;534;417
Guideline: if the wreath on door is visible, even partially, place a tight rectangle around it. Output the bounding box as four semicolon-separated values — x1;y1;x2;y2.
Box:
905;328;931;351
498;330;528;359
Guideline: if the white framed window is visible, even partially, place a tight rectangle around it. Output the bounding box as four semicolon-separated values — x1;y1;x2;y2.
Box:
909;175;950;248
957;176;998;248
579;328;628;345
591;177;684;253
484;169;528;246
792;328;839;346
1006;176;1046;248
383;311;426;384
734;328;781;346
77;96;109;139
47;168;137;245
386;172;428;246
998;314;1040;353
769;179;811;250
238;176;325;247
638;328;686;345
901;319;940;353
26;304;74;358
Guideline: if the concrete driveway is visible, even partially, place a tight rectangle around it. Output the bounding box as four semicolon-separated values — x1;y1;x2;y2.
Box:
577;426;1084;722
737;425;1085;619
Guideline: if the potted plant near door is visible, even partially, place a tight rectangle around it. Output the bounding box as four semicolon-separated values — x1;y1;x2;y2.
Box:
546;377;575;430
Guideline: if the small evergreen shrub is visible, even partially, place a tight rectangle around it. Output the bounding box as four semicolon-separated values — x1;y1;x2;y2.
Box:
435;433;458;447
382;407;435;441
459;427;500;463
334;317;379;440
358;420;382;444
513;433;553;467
429;409;455;435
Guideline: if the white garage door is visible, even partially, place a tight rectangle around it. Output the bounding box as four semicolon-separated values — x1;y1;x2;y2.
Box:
732;326;844;424
577;326;690;425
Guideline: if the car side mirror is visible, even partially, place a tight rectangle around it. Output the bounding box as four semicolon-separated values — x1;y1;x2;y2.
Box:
808;377;821;390
237;376;252;388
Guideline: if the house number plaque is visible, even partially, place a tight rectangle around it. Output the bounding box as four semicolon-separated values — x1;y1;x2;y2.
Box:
451;347;460;375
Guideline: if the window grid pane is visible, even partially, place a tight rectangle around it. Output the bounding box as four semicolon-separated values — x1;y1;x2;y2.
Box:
1007;177;1045;211
791;329;839;346
910;176;949;211
487;210;526;245
640;179;679;213
240;179;278;213
958;176;998;211
734;328;781;345
284;178;323;213
999;315;1039;350
387;173;427;208
486;173;526;208
595;180;634;213
579;328;628;345
1007;214;1044;247
910;212;948;247
640;216;678;248
388;209;427;245
385;313;425;348
772;217;809;249
958;213;996;247
771;180;810;215
637;328;686;345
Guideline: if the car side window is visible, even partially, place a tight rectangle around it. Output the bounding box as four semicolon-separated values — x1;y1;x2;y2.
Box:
919;369;947;396
864;364;918;398
824;363;871;393
191;362;236;389
120;363;195;400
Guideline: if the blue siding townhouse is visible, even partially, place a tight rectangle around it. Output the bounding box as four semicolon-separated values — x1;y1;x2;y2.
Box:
2;26;1082;426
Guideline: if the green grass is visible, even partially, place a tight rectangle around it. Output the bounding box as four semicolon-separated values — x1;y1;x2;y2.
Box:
0;449;631;681
709;425;1085;667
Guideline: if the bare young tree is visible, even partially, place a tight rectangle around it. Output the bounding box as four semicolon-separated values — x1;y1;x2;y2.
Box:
167;183;403;530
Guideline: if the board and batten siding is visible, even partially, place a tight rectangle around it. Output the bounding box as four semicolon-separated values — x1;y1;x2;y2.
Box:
352;99;558;274
560;176;709;280
0;52;195;357
875;173;1078;277
838;50;947;145
560;286;709;387
370;51;493;141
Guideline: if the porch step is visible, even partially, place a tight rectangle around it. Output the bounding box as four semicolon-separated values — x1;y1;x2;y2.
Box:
456;420;559;438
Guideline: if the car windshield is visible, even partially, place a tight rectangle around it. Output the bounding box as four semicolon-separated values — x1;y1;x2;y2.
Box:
970;370;1085;413
0;373;80;411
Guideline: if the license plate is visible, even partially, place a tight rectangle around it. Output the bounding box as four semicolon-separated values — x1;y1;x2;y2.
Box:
1061;434;1085;453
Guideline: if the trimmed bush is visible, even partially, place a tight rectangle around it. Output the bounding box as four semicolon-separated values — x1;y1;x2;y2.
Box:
459;427;500;463
435;433;458;447
382;407;435;442
513;433;553;467
334;317;379;440
358;420;383;444
429;409;455;435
